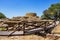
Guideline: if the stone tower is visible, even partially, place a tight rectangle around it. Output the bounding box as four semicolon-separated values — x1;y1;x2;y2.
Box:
25;13;37;17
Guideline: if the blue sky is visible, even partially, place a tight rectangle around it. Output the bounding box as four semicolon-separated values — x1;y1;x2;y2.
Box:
0;0;60;18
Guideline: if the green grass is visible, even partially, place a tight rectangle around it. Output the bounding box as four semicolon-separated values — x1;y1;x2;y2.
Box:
0;27;7;31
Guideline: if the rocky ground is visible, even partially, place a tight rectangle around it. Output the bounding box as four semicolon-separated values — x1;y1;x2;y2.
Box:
0;34;60;40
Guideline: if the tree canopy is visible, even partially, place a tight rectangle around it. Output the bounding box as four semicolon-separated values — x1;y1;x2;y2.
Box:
0;12;6;19
41;3;60;20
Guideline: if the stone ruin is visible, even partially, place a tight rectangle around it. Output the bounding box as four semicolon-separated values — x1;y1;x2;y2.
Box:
0;13;60;40
0;13;55;33
0;13;56;32
26;13;37;17
11;13;40;21
0;13;41;30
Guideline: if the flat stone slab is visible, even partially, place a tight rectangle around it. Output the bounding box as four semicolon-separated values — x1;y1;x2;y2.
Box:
0;31;23;36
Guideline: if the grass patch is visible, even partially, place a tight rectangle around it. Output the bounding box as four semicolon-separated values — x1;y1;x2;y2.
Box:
0;27;7;31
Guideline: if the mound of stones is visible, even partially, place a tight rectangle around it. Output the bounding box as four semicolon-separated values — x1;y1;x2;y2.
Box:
11;13;40;22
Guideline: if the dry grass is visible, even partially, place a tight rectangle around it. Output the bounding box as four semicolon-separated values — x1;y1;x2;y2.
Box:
52;24;60;34
0;35;60;40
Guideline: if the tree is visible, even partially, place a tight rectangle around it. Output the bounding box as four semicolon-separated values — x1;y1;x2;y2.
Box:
41;9;53;19
42;3;60;20
41;14;52;20
0;12;6;19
